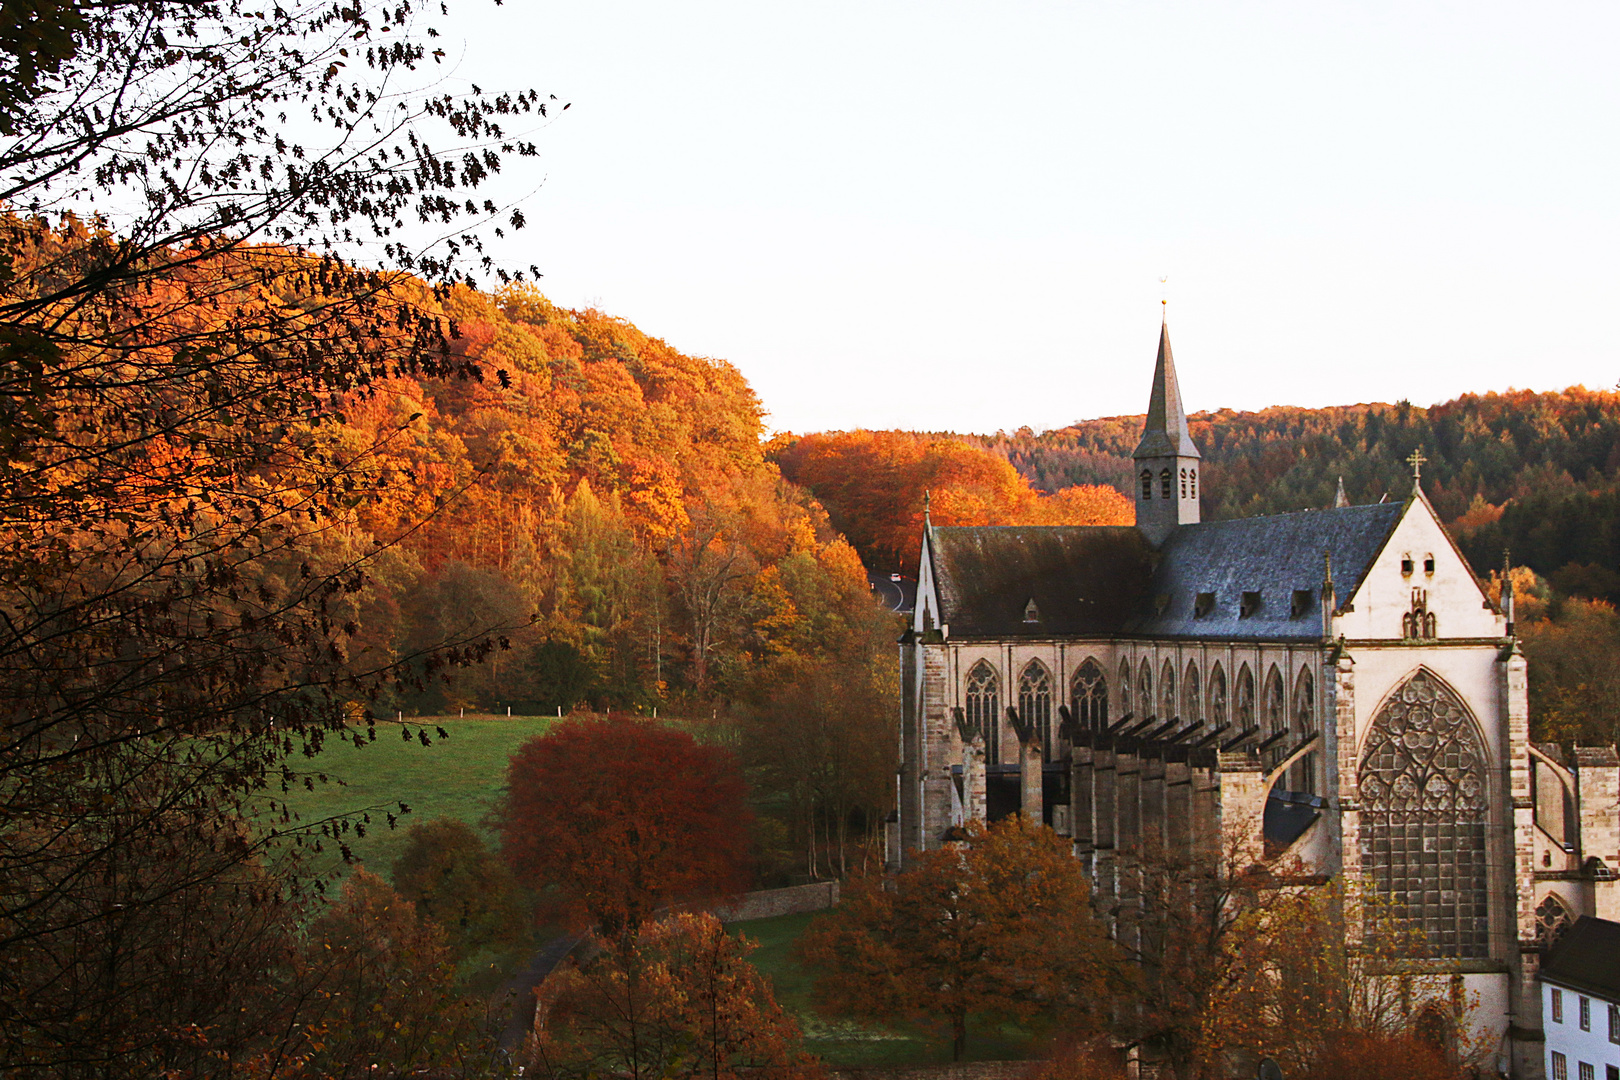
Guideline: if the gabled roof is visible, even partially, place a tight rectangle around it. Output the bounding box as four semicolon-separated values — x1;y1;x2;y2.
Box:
1541;916;1620;1000
1133;321;1201;461
1126;503;1403;640
928;526;1154;638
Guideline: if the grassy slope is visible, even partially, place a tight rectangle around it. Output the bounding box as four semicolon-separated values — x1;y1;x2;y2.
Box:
731;910;1037;1066
271;715;553;878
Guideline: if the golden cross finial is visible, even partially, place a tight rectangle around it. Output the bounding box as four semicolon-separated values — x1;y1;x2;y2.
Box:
1406;448;1427;482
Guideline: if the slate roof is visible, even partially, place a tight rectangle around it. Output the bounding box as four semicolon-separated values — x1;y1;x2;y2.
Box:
929;526;1154;638
1126;502;1406;640
927;502;1405;642
1541;916;1620;1000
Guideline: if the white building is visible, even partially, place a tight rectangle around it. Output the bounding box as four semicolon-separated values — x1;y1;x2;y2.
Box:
1541;917;1620;1080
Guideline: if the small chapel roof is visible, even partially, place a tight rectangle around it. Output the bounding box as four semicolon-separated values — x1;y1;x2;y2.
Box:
926;502;1404;642
1126;502;1404;640
1541;916;1620;1001
928;525;1154;638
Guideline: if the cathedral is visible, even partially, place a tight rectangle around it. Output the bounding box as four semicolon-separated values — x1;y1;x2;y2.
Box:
894;320;1620;1078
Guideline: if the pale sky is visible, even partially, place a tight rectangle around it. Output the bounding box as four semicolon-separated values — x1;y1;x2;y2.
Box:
443;1;1620;435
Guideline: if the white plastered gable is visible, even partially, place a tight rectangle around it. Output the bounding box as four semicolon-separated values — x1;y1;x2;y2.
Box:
1337;492;1504;641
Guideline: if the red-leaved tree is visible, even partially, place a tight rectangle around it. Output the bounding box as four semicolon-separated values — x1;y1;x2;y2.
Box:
499;716;752;941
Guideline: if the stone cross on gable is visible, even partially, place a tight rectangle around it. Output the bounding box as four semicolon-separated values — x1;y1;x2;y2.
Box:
1406;448;1427;484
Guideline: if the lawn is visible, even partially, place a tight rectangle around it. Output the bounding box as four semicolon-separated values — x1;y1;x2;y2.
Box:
270;715;555;879
731;910;1039;1066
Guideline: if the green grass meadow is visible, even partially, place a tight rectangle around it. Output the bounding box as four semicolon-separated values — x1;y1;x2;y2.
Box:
271;715;555;878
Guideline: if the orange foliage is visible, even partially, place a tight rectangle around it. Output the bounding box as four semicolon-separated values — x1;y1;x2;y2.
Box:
772;430;1131;572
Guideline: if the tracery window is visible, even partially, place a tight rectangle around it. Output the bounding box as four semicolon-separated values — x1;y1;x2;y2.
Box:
1071;660;1107;732
1140;471;1153;500
1119;659;1133;717
1159;660;1177;720
1209;664;1228;728
1189;468;1197;499
1263;666;1287;769
1180;468;1188;499
965;661;1000;766
1138;660;1154;718
1358;669;1490;959
1536;894;1575;948
1159;469;1173;499
1019;661;1054;759
1182;662;1201;724
1235;664;1256;730
1290;668;1317;793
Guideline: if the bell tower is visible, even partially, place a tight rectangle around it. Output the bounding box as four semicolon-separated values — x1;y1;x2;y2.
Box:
1133;318;1202;546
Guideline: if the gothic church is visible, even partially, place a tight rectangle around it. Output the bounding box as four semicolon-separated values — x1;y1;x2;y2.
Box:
895;320;1620;1079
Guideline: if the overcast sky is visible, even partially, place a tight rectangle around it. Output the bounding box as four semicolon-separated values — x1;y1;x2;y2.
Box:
443;1;1619;435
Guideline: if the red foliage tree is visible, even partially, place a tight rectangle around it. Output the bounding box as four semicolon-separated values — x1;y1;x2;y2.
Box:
499;716;752;940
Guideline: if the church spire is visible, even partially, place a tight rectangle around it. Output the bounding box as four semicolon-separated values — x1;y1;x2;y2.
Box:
1334;476;1349;508
1132;317;1203;546
1133;319;1202;461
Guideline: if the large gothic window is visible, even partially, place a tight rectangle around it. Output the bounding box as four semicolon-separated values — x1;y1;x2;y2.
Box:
1290;668;1317;794
965;661;1000;766
1019;661;1054;759
1138;660;1154;718
1159;659;1177;720
1209;664;1228;728
1358;669;1490;959
1182;662;1202;724
1071;660;1107;731
1236;664;1256;730
1263;666;1287;769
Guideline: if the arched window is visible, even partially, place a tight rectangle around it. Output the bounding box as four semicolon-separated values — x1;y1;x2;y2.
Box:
1159;469;1173;499
1179;468;1188;499
1071;659;1107;732
1138;660;1154;718
1019;661;1054;759
1159;659;1177;720
1263;665;1287;769
1140;470;1153;500
1189;468;1197;499
965;661;1000;766
1209;664;1228;727
1119;659;1133;717
1536;894;1575;947
1182;662;1201;724
1358;669;1490;958
1235;664;1256;730
1290;668;1317;794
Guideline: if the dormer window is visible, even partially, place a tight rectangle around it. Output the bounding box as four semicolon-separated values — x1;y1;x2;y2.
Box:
1140;470;1153;500
1424;555;1435;575
1291;589;1312;618
1194;592;1215;618
1401;555;1414;576
1023;598;1039;623
1240;590;1262;618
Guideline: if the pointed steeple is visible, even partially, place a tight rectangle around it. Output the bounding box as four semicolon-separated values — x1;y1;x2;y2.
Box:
1133;319;1201;461
1333;476;1349;508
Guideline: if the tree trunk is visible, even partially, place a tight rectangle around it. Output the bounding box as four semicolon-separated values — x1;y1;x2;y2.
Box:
952;1010;967;1062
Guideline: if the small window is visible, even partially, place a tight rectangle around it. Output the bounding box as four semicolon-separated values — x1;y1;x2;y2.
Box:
1140;470;1153;499
1400;555;1414;576
1578;1063;1593;1080
1189;469;1197;499
1550;1052;1567;1080
1023;598;1039;624
1609;1002;1619;1043
1605;1065;1617;1080
1552;988;1564;1023
1581;995;1591;1031
1194;592;1215;618
1291;589;1312;618
1240;590;1261;618
1180;468;1188;499
1159;469;1172;499
1424;555;1436;575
